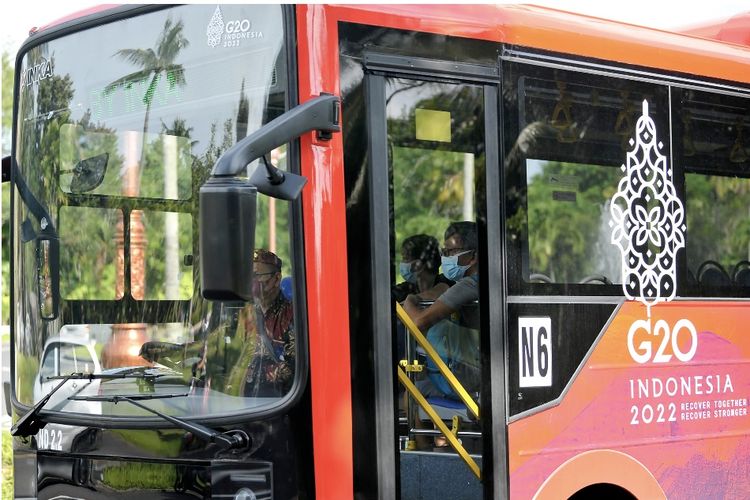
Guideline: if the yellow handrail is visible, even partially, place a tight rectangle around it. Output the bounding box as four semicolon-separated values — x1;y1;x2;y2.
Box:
397;366;481;479
395;302;479;420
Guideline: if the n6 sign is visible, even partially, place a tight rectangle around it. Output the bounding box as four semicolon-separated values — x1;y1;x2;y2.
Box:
519;317;553;388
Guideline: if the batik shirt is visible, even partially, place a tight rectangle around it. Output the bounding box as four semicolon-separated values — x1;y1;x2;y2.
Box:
244;292;295;397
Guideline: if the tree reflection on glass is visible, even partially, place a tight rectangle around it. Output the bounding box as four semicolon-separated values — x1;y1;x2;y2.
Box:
102;18;189;367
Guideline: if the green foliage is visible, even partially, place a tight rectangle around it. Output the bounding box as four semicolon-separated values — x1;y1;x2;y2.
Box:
59;206;120;299
393;146;467;248
525;161;621;281
2;430;12;499
102;461;177;490
15;353;38;405
110;429;182;457
2;51;12;153
685;173;750;274
16;58;76;235
58;113;125;195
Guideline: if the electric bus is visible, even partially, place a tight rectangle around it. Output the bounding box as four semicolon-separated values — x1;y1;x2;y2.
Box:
4;4;750;499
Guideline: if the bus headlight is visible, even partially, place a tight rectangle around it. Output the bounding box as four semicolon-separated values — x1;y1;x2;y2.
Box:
233;488;257;500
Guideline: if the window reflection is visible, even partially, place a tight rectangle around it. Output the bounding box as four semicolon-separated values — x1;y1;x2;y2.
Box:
14;5;299;418
525;160;621;284
680;89;750;290
59;125;193;200
504;64;668;290
60;207;123;300
137;210;193;300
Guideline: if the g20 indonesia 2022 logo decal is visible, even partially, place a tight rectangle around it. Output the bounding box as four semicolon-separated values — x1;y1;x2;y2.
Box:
610;100;698;364
206;6;264;49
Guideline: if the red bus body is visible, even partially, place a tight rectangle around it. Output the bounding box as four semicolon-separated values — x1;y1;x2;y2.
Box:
11;4;750;499
294;5;750;498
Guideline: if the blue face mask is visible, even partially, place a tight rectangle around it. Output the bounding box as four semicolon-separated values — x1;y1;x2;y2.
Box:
399;261;417;284
441;251;472;281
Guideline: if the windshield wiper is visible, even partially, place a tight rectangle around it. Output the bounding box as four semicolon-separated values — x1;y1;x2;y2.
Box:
12;374;77;437
70;394;249;451
45;366;171;382
11;368;175;437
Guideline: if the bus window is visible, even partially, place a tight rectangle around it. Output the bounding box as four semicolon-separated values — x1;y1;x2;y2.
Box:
504;63;669;294
387;75;485;496
59;206;123;300
676;89;750;293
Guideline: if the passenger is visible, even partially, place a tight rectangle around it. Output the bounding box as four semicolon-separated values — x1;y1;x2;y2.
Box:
393;234;453;304
243;249;295;398
403;222;481;448
393;234;453;381
402;221;479;331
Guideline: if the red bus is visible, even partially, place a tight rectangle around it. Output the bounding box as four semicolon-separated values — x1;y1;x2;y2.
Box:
3;4;750;499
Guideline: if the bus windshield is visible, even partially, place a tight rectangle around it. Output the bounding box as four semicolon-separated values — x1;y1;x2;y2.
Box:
12;5;299;420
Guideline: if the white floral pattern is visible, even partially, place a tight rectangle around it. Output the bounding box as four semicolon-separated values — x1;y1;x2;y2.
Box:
610;100;686;317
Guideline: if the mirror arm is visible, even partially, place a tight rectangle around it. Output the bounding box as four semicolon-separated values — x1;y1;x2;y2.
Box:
262;155;285;186
211;93;340;178
199;94;340;300
8;157;56;233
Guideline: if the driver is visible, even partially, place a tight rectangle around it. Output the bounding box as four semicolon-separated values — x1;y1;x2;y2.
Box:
243;249;295;397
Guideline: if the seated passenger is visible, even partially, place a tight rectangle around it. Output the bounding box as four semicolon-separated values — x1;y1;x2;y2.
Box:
402;221;479;331
243;249;295;398
403;221;481;400
393;234;453;304
393;234;453;380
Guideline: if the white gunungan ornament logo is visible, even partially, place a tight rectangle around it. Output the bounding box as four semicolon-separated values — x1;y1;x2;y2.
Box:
207;6;225;48
610;100;697;364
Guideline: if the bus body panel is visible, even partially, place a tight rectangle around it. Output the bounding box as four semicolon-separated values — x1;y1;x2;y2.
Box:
296;5;354;500
320;4;750;84
509;301;750;498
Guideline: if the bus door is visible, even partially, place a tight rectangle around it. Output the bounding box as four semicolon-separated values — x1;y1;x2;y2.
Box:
359;53;507;500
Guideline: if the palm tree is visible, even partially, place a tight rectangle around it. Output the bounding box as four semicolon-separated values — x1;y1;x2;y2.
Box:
106;18;188;299
106;18;188;178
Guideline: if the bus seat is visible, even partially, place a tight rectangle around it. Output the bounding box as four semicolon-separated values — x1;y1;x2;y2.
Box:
686;268;698;286
418;396;472;422
280;276;293;301
733;261;750;286
697;260;730;286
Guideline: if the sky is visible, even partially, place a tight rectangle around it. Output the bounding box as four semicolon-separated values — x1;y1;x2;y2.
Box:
1;0;749;56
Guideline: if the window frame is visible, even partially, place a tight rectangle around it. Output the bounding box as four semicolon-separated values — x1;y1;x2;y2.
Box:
503;59;672;297
672;86;750;299
502;50;750;301
360;48;507;499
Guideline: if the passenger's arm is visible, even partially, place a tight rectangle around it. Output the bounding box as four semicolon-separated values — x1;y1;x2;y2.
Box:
402;294;455;332
417;282;450;300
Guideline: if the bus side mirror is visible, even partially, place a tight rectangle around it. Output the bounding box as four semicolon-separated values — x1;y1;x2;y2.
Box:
37;234;60;321
65;152;109;193
200;178;257;301
199;94;340;301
